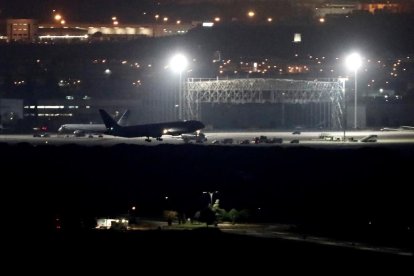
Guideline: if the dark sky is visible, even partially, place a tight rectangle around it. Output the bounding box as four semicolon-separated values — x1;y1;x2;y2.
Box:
0;0;154;22
2;0;414;22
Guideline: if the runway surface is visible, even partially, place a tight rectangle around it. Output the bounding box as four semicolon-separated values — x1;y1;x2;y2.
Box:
1;130;414;147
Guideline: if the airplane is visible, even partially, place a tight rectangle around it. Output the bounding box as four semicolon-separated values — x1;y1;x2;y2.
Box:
99;109;205;142
380;126;414;131
58;110;130;136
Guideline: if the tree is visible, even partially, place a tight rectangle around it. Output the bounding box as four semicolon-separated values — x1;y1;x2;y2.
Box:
238;209;251;222
215;208;228;222
212;199;220;210
163;210;178;226
193;211;201;222
228;209;240;224
199;207;216;227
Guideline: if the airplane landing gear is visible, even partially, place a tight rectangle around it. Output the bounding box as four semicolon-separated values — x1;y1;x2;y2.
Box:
145;138;152;142
156;137;163;141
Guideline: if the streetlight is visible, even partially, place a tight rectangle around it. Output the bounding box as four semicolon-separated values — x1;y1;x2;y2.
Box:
203;191;218;207
339;78;347;141
128;205;136;223
345;53;362;129
169;54;188;120
54;14;62;21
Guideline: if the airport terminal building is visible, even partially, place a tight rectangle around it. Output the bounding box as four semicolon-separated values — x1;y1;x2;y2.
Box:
1;19;200;42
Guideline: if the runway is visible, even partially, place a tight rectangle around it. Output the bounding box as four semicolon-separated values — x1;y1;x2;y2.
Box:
1;130;414;147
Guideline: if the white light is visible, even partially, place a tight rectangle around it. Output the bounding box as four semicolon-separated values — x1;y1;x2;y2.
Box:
169;54;188;73
346;53;362;71
293;33;301;43
202;22;214;27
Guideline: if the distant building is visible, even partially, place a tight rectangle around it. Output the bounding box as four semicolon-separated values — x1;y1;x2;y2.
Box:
96;218;129;230
315;2;361;18
0;99;23;123
361;2;405;14
314;1;410;18
6;19;37;42
1;19;198;43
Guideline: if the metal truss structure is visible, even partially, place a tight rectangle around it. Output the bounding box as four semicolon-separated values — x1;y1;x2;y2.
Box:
183;78;346;129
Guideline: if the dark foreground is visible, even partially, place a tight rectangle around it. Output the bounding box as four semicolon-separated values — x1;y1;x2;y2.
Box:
2;142;413;261
8;228;411;271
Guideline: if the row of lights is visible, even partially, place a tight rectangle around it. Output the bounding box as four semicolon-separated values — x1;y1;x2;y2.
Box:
153;11;273;24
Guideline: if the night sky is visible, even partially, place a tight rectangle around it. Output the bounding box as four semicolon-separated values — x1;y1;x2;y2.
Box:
3;0;414;23
0;0;154;22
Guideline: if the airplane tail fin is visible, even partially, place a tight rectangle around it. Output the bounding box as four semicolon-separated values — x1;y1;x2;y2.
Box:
99;109;120;130
117;110;130;126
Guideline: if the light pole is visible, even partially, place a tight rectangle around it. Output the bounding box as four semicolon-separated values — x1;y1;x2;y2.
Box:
345;53;362;129
340;78;347;141
128;205;136;223
203;191;218;207
169;54;188;120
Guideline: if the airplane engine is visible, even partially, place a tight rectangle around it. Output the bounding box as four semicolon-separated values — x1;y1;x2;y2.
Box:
74;130;86;137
